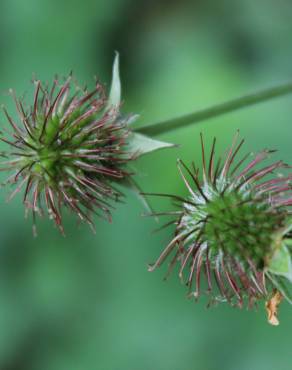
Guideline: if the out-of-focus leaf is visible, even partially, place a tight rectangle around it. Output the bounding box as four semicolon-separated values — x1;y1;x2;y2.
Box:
268;244;292;281
285;239;292;249
283;218;292;234
266;272;292;304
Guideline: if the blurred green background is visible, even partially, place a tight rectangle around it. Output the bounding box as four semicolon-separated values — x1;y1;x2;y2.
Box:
0;0;291;369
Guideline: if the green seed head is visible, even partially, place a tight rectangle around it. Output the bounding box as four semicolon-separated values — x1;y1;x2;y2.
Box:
1;70;134;235
183;187;286;271
147;133;292;312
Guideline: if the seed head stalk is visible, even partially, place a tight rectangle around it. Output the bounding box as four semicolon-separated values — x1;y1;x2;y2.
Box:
137;81;292;136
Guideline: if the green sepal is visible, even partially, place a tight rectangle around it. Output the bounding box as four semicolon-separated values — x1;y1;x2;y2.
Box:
119;176;156;217
107;52;121;110
283;217;292;235
127;132;175;157
285;239;292;249
268;243;292;282
127;114;140;126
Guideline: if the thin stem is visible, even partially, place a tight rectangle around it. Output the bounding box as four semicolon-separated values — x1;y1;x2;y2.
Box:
135;81;292;136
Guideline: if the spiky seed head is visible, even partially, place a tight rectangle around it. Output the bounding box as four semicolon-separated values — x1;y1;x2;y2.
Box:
147;133;292;315
0;74;135;235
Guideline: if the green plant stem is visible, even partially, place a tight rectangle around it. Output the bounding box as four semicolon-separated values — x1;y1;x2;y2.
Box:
135;81;292;136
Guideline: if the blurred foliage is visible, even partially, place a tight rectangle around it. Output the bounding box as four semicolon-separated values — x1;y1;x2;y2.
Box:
0;0;292;369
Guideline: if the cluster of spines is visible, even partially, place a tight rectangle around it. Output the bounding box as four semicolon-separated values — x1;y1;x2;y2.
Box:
146;133;292;308
0;76;133;235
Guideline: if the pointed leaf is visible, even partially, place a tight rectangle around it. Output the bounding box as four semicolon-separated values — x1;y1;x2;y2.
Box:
107;52;121;110
127;132;175;157
268;244;292;281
